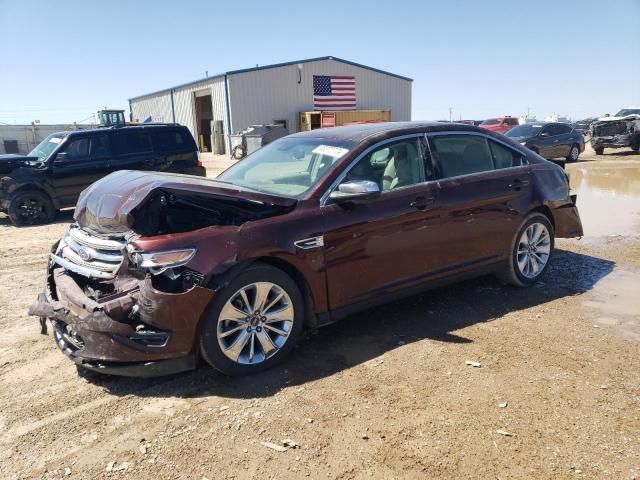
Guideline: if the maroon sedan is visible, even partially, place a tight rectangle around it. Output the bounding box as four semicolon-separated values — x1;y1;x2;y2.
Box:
30;122;583;377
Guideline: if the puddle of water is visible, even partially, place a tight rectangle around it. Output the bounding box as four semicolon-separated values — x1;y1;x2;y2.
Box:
569;165;640;237
581;268;640;341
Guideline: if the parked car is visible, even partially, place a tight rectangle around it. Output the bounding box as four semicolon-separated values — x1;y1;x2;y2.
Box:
30;122;583;377
574;117;598;135
590;107;640;155
506;122;584;162
0;124;204;226
479;116;519;134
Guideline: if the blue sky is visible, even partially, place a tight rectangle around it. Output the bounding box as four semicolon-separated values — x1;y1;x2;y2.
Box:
1;0;638;124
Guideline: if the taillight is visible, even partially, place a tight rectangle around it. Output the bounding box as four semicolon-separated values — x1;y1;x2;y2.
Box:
197;159;203;167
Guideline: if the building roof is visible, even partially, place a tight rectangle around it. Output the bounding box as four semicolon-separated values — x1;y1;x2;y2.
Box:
129;56;413;101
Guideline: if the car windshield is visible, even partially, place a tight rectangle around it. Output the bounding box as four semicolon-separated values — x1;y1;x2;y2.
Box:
480;118;500;126
614;109;640;117
28;134;66;161
218;137;355;198
505;124;544;137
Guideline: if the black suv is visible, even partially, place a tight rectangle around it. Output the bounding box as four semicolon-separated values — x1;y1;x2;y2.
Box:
0;124;204;226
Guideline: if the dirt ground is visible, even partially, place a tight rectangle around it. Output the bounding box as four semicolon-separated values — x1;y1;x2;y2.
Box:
1;144;639;479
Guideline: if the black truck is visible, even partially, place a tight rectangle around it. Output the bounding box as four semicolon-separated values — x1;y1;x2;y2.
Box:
0;124;205;226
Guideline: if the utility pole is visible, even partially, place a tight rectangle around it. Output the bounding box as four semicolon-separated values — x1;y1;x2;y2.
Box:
449;107;453;122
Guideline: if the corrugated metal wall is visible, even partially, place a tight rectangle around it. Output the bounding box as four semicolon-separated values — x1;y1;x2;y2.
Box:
129;58;412;151
172;76;227;142
131;77;228;146
228;58;411;134
130;93;173;123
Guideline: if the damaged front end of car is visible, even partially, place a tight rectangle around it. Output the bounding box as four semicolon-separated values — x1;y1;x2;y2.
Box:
590;115;640;151
28;170;296;376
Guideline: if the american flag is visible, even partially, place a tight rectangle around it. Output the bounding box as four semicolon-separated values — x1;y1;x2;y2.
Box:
313;75;356;110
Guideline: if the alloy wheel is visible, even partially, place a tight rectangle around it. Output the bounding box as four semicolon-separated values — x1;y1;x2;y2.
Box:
516;222;551;279
570;146;579;161
16;196;47;224
216;282;294;365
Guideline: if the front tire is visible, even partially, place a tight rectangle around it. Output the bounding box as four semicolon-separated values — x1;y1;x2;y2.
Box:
8;190;55;226
199;264;304;376
498;213;555;287
594;147;604;155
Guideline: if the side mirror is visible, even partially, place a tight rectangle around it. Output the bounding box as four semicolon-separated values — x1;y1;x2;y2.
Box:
53;152;69;165
329;180;380;203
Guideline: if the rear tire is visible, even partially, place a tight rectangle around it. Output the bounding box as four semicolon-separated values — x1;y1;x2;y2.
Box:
497;213;555;287
199;264;304;376
8;190;55;226
566;144;580;162
594;147;604;155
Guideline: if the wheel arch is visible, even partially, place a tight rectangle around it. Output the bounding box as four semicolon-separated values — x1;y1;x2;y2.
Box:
9;183;58;209
206;255;320;329
530;205;555;231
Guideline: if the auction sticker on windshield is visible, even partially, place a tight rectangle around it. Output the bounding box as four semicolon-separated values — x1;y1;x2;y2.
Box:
49;137;62;144
312;145;349;158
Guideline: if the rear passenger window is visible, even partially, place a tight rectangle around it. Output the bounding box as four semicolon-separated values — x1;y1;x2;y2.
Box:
152;130;188;153
428;135;494;179
112;132;152;155
488;140;526;169
89;135;110;159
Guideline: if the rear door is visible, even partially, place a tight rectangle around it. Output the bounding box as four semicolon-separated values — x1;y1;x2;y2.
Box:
427;132;532;271
150;128;198;174
48;134;112;207
536;124;558;158
109;130;157;172
553;124;573;157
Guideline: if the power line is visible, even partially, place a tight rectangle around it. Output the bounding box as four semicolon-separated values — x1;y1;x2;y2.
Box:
0;107;99;112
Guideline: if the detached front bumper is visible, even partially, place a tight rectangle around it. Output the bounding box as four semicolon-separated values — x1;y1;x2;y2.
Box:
29;262;214;377
591;134;635;149
553;196;583;238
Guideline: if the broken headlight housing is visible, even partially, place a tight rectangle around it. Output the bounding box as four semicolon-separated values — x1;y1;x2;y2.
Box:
127;246;196;274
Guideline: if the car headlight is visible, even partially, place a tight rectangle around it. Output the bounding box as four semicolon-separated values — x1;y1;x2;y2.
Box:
520;142;527;146
131;248;196;271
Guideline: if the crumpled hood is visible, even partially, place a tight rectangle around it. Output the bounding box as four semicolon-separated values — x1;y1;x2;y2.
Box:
74;170;297;234
0;154;41;174
596;114;640;122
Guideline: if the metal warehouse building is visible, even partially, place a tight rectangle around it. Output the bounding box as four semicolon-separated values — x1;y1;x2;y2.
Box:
129;56;412;153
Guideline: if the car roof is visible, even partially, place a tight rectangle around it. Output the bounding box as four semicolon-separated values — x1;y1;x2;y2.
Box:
287;121;485;143
63;124;184;137
517;122;573;127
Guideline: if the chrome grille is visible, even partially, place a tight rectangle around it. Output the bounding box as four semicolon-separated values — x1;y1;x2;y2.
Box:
52;225;126;279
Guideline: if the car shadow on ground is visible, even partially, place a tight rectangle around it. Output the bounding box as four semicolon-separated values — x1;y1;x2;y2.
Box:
92;249;614;399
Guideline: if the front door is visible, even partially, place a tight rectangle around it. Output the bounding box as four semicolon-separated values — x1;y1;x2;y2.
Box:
322;135;441;310
47;134;112;207
427;133;532;271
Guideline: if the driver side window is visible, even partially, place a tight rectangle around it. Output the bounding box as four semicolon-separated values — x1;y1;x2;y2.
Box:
344;138;425;192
